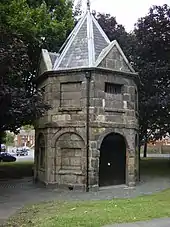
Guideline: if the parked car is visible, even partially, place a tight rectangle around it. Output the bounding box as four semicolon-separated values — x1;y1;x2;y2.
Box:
0;144;6;152
16;147;29;156
0;152;16;162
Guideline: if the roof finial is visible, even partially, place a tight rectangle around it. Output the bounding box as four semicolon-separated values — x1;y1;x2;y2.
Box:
87;0;90;11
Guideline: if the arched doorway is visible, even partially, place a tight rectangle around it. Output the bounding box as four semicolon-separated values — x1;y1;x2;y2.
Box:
99;133;126;187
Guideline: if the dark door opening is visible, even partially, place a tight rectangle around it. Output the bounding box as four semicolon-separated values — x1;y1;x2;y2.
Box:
99;133;126;187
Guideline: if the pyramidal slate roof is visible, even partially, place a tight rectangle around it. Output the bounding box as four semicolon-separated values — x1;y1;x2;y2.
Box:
38;2;136;75
53;7;110;69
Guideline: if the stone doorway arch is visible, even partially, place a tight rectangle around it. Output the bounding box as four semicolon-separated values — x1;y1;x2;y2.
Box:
99;132;126;187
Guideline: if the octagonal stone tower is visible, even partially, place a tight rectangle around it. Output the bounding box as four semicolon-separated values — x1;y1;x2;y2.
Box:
35;5;139;191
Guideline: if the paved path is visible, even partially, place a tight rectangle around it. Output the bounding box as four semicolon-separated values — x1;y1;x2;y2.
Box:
0;176;170;225
103;218;170;227
140;154;170;158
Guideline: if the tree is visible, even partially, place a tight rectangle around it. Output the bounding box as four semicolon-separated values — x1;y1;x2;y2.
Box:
5;133;15;146
73;0;82;17
0;0;73;102
134;4;170;156
95;13;136;61
23;125;34;131
0;0;74;76
0;0;74;148
0;27;49;132
95;8;170;157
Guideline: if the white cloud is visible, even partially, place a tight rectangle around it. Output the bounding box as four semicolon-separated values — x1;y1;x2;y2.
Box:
77;0;170;31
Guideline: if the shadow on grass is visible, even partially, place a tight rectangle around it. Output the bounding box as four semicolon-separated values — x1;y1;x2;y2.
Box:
0;158;169;180
0;161;34;180
140;158;170;177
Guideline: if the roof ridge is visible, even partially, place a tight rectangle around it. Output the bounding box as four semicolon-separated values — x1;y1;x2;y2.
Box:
53;12;88;69
91;14;110;44
53;7;110;69
95;40;135;72
87;10;95;66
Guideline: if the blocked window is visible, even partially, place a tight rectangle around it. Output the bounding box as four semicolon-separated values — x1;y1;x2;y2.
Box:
38;134;45;169
56;132;84;173
105;83;122;94
60;82;82;108
105;83;123;109
61;148;81;170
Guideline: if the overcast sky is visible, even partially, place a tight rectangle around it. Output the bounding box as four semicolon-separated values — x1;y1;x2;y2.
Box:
77;0;170;31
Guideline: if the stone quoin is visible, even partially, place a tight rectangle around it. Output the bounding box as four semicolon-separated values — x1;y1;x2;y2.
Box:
35;1;139;191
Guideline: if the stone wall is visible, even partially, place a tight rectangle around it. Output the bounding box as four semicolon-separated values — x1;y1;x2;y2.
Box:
34;129;47;184
36;68;138;190
98;45;131;72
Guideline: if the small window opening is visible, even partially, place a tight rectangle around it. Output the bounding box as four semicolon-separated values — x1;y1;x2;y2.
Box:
105;83;122;94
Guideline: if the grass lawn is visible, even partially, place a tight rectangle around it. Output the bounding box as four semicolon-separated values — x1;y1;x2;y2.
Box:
3;158;170;227
5;189;170;227
140;158;170;177
0;158;169;180
0;161;33;179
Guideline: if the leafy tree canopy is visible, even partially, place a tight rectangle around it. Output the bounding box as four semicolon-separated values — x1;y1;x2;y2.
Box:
134;4;170;143
95;5;170;148
0;0;74;68
0;27;48;133
94;12;137;67
22;125;34;131
0;0;74;139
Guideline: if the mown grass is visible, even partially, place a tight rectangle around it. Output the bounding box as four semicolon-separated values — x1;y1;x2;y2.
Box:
5;189;170;227
140;158;170;177
4;158;170;227
0;158;169;180
0;161;33;179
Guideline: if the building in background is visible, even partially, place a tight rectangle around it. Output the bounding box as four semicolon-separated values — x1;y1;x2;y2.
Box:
14;129;35;147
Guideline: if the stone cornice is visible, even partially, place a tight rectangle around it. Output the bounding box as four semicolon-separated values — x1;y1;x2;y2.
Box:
35;67;139;85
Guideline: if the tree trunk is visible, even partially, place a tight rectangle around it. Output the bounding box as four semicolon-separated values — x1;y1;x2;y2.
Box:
139;144;141;160
158;142;162;154
0;133;2;153
138;144;141;181
143;140;147;158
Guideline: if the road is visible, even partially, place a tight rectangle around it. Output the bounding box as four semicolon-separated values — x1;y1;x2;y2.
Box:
15;150;34;162
140;153;170;158
16;152;170;162
6;146;170;162
7;147;34;162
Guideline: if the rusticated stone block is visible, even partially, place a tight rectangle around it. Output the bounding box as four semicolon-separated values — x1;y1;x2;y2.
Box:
70;157;81;166
60;174;77;185
91;158;98;169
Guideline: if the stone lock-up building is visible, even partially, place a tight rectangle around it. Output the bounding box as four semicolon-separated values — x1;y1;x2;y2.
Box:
35;3;139;191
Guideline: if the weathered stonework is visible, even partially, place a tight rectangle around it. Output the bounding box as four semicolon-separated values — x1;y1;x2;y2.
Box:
35;6;139;191
35;67;139;190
